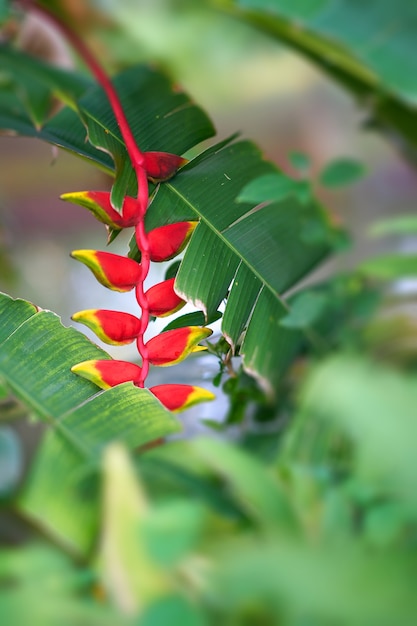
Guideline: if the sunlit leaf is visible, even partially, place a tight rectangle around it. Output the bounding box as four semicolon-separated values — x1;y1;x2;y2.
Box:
0;293;179;553
370;215;417;237
360;254;417;279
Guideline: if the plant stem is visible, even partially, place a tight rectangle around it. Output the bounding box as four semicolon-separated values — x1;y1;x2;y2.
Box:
135;222;150;387
31;1;152;383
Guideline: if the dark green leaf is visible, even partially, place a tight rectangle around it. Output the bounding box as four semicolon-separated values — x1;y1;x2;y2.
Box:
162;310;221;332
241;288;302;393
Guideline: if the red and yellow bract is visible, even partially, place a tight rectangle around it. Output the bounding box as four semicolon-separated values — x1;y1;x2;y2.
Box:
146;278;185;317
71;359;142;389
148;222;198;262
71;250;141;292
147;326;212;367
72;309;141;345
150;383;215;412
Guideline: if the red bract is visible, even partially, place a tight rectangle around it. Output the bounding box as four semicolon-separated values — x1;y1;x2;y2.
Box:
148;221;198;262
61;191;140;228
143;151;188;183
71;359;142;389
150;384;215;412
147;326;212;367
72;309;141;345
71;250;141;292
145;278;185;317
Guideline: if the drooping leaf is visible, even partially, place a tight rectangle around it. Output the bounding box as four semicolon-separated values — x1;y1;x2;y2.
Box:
76;64;215;209
0;44;92;109
0;293;179;553
0;50;215;188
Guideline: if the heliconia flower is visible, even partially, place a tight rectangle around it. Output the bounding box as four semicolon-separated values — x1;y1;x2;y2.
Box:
143;151;188;183
145;277;185;317
148;221;198;262
71;359;142;389
150;384;215;413
61;191;140;228
147;326;212;367
71;250;141;292
72;309;141;345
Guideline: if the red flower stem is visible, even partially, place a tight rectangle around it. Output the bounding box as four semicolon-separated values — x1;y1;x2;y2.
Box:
135;222;151;387
31;1;152;383
30;3;145;172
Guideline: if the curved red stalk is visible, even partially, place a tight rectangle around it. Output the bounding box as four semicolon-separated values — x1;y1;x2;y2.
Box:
33;2;151;384
135;221;151;387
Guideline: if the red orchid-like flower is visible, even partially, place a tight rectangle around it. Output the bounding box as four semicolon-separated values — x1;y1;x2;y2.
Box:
143;151;188;183
72;309;141;345
148;221;198;262
147;326;212;367
71;359;142;389
150;383;215;412
71;250;141;292
145;278;185;317
61;191;140;228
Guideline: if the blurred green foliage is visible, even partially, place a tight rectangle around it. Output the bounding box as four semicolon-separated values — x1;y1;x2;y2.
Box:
1;0;417;625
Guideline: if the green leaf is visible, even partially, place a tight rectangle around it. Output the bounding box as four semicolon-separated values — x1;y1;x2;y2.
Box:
0;44;92;130
237;171;306;204
0;544;121;626
0;54;215;188
208;536;417;624
0;45;92;105
280;290;328;329
148;140;329;391
0;293;179;553
0;0;11;23
240;287;302;394
193;436;296;529
319;158;366;188
299;355;417;502
140;596;207;626
370;215;417;237
288;150;311;172
222;262;261;350
360;254;417;280
162;310;222;332
0;426;22;496
232;0;417;157
77;64;215;209
99;444;169;612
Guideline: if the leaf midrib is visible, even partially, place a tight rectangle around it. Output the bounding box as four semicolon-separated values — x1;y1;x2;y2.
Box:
165;181;290;311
